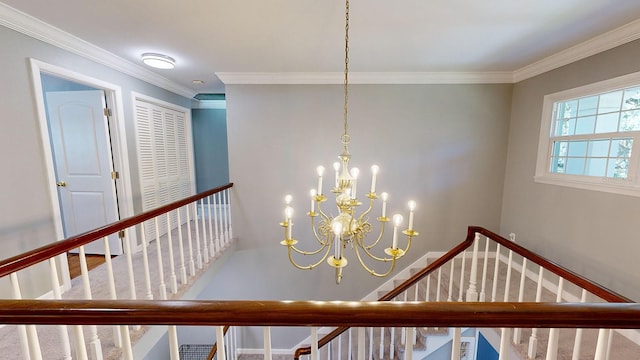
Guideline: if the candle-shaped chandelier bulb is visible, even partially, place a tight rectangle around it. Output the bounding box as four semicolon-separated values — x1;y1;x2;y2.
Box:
279;0;419;284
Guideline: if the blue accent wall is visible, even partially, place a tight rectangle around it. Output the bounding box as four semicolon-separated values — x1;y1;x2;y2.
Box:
191;108;229;192
477;333;499;360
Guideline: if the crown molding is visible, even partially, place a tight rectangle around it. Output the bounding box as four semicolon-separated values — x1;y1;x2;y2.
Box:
216;71;514;85
192;99;227;109
0;2;196;98
513;18;640;83
3;0;639;89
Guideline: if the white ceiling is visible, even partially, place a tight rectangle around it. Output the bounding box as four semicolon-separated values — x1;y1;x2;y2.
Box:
2;0;640;95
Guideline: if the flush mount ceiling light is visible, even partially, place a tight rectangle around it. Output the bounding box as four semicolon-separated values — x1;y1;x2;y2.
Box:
141;53;176;69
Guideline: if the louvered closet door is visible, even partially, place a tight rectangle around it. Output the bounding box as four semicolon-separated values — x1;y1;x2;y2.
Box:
135;98;194;244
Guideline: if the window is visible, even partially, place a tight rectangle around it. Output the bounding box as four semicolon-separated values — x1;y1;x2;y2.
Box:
535;72;640;196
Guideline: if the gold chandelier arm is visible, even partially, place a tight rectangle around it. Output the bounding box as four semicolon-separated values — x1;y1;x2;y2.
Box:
316;197;333;225
310;214;330;246
352;241;398;278
364;218;387;250
287;239;334;270
356;235;396;262
356;196;375;224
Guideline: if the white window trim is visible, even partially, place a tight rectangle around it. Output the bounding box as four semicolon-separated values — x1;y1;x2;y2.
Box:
534;70;640;197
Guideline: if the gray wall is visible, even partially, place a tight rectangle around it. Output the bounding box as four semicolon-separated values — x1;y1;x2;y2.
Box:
192;108;230;192
0;25;191;297
217;83;512;347
500;39;640;301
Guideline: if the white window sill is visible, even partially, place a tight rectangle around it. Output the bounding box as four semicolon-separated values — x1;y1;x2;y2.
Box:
533;175;640;197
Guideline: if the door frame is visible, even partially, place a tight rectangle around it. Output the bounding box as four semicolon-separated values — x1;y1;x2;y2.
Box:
29;58;136;289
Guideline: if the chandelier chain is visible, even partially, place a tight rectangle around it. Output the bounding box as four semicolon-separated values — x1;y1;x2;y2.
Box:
342;0;350;148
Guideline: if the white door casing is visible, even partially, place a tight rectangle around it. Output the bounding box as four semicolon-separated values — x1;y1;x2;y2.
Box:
46;90;122;255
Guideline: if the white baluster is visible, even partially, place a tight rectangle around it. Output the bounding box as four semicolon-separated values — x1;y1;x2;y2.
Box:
263;327;272;360
185;204;196;277
466;233;479;301
48;259;72;359
401;293;408;346
594;329;610;360
338;331;343;360
9;272;42;360
458;251;467;302
214;192;221;251
103;237;122;348
154;218;168;300
78;246;103;360
503;234;515;302
138;223;153;300
389;326;396;360
479;235;490;302
166;213;178;294
571;289;588;360
404;327;414;360
176;208;188;285
207;195;215;258
513;256;528;344
348;328;353;360
216;326;227;360
193;202;203;269
120;325;133;360
447;258;455;302
200;199;210;263
368;327;373;360
491;243;501;302
451;328;461;360
72;325;89;360
379;327;385;359
498;328;510;360
311;327;318;360
527;267;544;359
168;325;179;360
425;261;431;302
228;189;234;240
545;277;564;360
358;328;365;360
436;268;442;301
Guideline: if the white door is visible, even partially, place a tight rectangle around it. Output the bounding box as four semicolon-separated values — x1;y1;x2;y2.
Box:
46;90;122;255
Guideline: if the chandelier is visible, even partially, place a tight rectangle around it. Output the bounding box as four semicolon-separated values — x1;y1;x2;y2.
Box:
280;0;418;284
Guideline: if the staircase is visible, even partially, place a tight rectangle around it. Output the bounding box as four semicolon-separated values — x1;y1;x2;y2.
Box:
295;229;640;360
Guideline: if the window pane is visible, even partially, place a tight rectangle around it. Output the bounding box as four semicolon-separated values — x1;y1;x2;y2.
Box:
598;91;623;113
550;157;565;173
595;113;619;133
608;158;629;178
619;110;640;131
609;138;633;157
575;116;595;134
587;139;610;157
568;141;587;156
552;141;568;157
622;87;640;110
577;96;598;117
566;158;585;175
585;158;607;177
557;100;578;120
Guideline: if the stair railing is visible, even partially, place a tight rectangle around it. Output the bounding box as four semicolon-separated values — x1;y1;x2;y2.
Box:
294;226;635;360
0;300;638;359
0;183;234;360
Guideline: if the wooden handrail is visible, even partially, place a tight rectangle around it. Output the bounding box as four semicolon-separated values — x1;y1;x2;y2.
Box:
0;300;638;329
470;226;632;303
295;226;633;359
0;183;233;278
